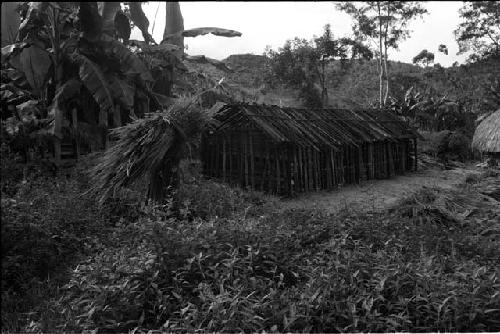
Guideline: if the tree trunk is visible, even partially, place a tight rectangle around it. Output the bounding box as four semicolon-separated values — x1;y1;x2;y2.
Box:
164;2;184;51
377;3;384;108
320;59;328;107
383;5;391;106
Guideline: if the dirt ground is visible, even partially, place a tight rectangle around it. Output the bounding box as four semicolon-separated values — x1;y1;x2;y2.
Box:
282;163;485;214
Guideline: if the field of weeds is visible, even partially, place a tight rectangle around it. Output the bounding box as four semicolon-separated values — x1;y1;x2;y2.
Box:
2;166;500;333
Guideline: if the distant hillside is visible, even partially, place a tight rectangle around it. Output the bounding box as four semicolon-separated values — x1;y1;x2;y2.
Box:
223;54;268;88
179;53;500;112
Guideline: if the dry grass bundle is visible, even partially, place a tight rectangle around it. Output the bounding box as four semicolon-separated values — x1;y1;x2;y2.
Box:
88;97;208;204
472;109;500;153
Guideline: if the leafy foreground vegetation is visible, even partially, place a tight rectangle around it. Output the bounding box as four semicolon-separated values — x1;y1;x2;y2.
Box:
2;163;500;333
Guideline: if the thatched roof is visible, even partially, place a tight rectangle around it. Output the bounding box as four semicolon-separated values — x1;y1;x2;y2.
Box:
472;109;500;153
210;103;420;151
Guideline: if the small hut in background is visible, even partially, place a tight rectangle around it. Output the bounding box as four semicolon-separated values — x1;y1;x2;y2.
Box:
201;103;420;196
472;109;500;160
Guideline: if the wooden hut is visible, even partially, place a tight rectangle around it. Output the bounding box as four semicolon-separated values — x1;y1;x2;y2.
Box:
472;109;500;158
201;103;420;196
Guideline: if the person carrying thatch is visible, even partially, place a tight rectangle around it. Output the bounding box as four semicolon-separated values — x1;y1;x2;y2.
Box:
472;110;500;165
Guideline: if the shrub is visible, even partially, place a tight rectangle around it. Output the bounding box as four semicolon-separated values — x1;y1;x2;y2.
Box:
175;179;277;220
465;172;481;184
447;131;471;161
419;130;471;162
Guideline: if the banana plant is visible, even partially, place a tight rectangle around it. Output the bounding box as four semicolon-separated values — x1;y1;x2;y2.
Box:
1;1;180;155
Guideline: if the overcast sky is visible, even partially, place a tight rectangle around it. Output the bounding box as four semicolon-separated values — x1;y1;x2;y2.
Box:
131;1;468;67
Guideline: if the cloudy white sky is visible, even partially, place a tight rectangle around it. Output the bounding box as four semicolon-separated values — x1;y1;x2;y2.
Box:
132;1;469;67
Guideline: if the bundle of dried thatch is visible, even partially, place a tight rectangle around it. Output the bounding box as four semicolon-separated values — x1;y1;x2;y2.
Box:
472;109;500;153
88;97;207;204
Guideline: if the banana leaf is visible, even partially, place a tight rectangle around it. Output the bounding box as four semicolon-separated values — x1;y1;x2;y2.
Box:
76;55;114;127
48;78;82;139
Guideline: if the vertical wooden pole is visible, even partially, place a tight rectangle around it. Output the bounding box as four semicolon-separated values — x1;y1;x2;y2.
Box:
99;106;109;150
313;148;318;190
367;143;375;179
113;105;122;127
222;137;227;181
342;150;345;185
244;133;249;187
358;146;363;183
303;148;307;192
307;148;313;191
297;147;303;192
54;138;61;165
293;146;298;195
267;147;272;192
330;149;335;189
261;145;269;191
387;142;394;177
401;141;406;172
414;139;418;171
71;108;80;160
229;135;233;184
249;131;255;189
276;146;281;194
240;133;244;187
216;137;221;178
326;149;331;189
317;151;322;189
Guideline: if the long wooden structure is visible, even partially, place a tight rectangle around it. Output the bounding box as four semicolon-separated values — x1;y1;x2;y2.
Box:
201;103;420;196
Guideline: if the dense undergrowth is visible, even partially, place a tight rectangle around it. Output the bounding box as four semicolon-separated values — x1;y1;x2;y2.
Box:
2;159;500;333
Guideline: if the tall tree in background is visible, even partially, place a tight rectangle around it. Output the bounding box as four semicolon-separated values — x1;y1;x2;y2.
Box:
454;1;500;61
314;24;373;105
336;1;427;107
438;44;448;55
413;49;434;67
265;24;372;107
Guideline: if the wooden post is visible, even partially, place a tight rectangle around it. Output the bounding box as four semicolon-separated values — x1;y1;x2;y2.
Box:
297;147;303;192
240;133;244;186
71;108;80;160
414;139;418;171
387;142;394;177
54;138;61;165
328;150;333;189
302;147;308;192
262;145;269;191
330;149;335;189
229;136;234;183
401;141;406;172
222;137;227;181
293;146;298;195
215;137;220;178
358;146;363;183
244;133;249;187
249;131;255;189
267;147;272;192
113;105;122;127
340;148;345;185
307;147;314;190
99;106;108;150
382;142;387;178
276;146;281;194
